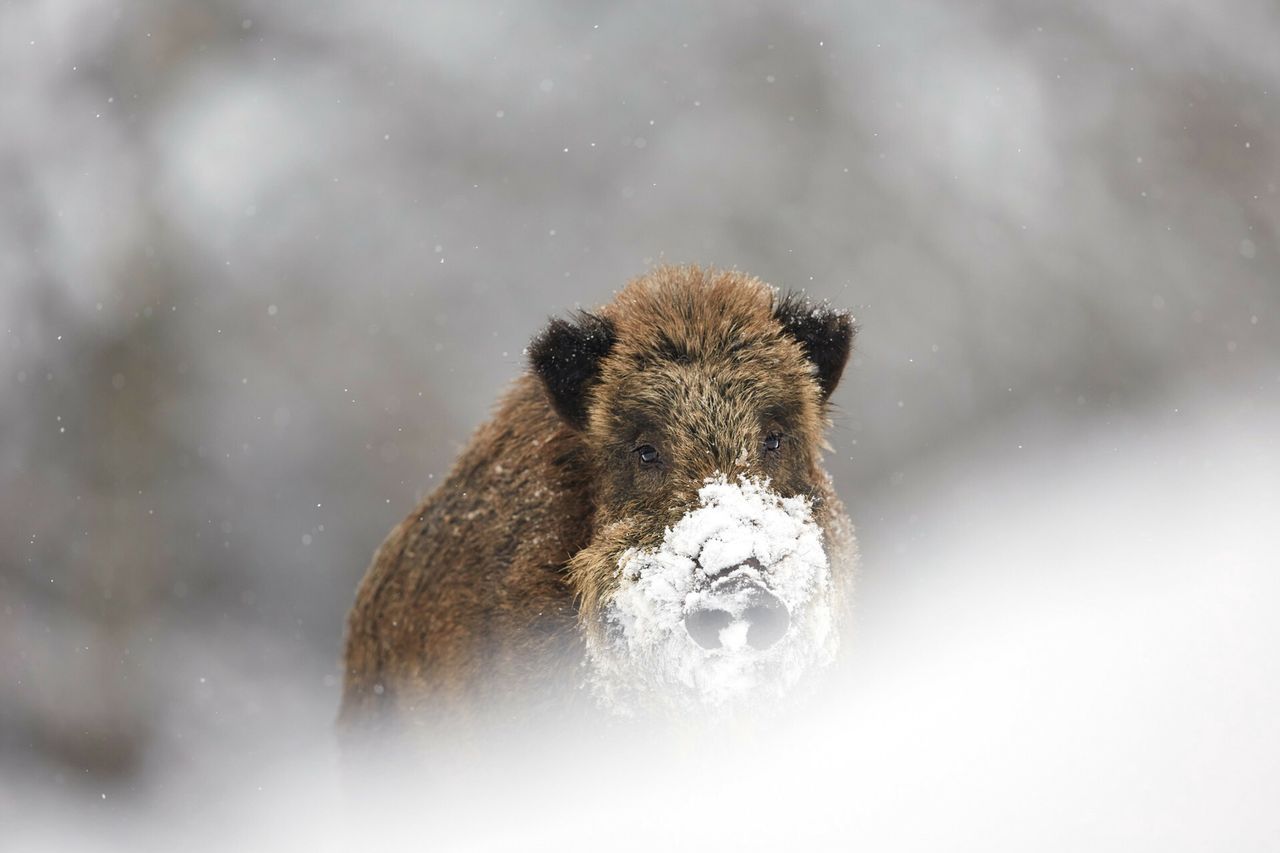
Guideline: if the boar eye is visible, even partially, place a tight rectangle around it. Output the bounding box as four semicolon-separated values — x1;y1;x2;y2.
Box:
764;433;783;452
634;444;660;466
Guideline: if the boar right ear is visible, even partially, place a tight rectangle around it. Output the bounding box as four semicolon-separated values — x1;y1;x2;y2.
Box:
773;293;856;400
528;311;617;429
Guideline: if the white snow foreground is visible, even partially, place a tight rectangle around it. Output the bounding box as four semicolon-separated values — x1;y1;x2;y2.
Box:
587;475;838;713
12;383;1280;853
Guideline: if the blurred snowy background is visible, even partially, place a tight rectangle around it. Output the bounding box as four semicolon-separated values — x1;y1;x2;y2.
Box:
1;1;1277;848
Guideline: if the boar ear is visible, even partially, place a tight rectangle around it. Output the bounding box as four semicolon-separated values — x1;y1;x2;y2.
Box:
528;311;617;429
773;293;856;400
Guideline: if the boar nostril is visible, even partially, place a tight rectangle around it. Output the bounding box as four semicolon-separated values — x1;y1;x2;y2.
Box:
744;590;789;650
685;608;732;649
685;589;790;652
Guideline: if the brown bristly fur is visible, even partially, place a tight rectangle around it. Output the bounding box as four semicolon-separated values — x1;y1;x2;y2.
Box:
339;265;857;735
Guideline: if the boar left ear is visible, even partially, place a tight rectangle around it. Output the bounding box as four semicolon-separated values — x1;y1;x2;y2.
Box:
528;311;617;429
773;294;856;400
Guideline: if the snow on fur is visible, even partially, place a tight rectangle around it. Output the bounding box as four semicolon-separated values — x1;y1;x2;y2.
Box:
587;475;837;714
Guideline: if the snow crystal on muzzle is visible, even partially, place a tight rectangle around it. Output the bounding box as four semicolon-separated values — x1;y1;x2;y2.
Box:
588;476;837;714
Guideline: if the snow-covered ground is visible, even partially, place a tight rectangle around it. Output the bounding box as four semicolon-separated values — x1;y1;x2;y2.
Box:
9;375;1277;851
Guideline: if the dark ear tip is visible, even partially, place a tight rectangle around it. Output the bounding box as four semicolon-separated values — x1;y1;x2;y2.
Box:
773;292;856;399
526;317;571;367
528;311;617;428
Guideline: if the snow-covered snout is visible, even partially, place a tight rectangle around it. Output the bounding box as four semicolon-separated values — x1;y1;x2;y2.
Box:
683;560;790;652
587;476;837;713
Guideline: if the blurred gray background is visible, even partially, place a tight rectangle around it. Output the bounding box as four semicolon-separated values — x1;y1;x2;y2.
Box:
1;0;1277;810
